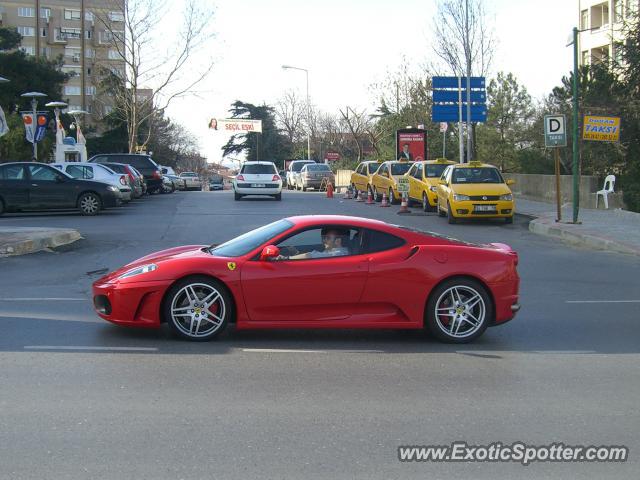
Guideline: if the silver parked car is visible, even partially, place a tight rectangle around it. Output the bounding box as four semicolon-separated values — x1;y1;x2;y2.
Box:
286;160;315;190
179;172;202;191
52;162;133;202
298;163;335;191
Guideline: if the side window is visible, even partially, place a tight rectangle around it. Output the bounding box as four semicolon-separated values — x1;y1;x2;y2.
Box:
84;166;95;179
364;229;406;254
91;156;107;163
355;164;363;175
413;164;422;179
65;165;84;179
28;165;60;181
0;165;26;180
275;227;359;261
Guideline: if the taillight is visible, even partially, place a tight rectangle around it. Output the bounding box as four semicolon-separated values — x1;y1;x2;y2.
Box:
125;167;135;183
272;175;280;181
153;170;161;179
119;175;127;186
236;174;245;181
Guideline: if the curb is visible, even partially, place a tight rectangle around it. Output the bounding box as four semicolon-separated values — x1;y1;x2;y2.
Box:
528;216;640;256
0;228;83;257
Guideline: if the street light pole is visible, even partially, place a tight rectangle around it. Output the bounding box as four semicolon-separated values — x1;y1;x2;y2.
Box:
572;26;580;223
21;91;47;161
282;65;311;161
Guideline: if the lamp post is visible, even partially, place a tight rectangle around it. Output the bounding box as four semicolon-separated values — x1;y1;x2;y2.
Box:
282;64;311;161
20;91;47;161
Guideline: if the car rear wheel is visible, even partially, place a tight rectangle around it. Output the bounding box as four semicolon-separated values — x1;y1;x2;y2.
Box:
234;192;242;200
78;192;101;216
425;278;492;343
164;277;230;341
274;193;282;201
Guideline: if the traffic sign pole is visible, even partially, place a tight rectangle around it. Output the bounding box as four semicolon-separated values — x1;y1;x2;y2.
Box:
554;149;562;222
458;77;464;163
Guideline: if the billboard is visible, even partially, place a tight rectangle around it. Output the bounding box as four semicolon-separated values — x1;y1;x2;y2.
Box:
396;128;427;161
582;115;620;142
209;118;263;133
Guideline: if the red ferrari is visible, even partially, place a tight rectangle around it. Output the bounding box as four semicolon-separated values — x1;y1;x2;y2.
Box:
92;215;520;343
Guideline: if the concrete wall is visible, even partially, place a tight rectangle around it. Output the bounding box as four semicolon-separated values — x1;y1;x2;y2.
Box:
503;173;626;210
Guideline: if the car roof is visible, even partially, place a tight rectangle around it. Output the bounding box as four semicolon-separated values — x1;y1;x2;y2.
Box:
243;161;277;165
286;215;391;228
451;162;498;169
422;159;456;165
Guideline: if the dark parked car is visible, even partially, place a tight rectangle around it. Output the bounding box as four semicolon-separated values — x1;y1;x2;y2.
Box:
89;154;163;193
0;162;121;216
209;174;224;190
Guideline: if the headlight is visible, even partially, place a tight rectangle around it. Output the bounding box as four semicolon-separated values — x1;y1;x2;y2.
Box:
118;263;157;279
453;194;470;201
107;185;119;192
500;194;513;201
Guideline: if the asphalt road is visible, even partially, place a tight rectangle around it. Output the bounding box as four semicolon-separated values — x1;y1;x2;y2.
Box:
1;190;638;479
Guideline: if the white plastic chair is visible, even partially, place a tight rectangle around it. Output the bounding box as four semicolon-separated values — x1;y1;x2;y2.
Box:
596;175;615;209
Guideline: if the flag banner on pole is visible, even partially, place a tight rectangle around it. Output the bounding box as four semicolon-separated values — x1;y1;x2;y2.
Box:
0;105;9;137
76;124;86;145
21;113;35;144
34;113;49;143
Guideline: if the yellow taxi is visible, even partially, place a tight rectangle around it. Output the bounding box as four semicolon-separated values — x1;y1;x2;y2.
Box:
405;158;456;211
370;160;414;204
435;162;516;224
350;161;381;195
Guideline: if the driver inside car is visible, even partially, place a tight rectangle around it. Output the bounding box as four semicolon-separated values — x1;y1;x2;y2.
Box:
277;228;350;260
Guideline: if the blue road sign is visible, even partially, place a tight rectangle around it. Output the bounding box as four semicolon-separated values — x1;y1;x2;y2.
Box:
433;90;487;103
432;104;488;123
432;76;486;89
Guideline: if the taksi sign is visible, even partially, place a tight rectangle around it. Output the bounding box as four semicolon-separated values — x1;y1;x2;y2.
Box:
544;115;566;147
397;177;410;193
582;116;620;142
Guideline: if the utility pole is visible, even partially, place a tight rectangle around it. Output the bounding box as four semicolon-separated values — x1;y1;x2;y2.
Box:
571;26;580;224
81;0;86;113
35;0;40;59
465;0;472;163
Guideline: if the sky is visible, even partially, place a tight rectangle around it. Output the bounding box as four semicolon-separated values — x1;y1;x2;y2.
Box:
162;0;578;165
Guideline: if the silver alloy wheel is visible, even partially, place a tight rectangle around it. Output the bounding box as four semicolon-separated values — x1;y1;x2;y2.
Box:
434;285;486;339
170;282;226;338
80;193;99;215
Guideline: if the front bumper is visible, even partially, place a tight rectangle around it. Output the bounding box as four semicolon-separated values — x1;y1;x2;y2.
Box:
92;279;170;328
449;200;515;218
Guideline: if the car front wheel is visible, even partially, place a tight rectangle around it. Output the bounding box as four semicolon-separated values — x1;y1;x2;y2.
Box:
422;193;430;212
164;276;231;341
425;278;492;343
78;192;101;216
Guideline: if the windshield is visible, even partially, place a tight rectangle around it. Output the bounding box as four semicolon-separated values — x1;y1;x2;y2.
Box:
209;219;293;257
390;163;412;175
367;164;379;174
292;162;314;172
242;164;277;174
426;164;450;178
305;164;331;172
452;167;504;184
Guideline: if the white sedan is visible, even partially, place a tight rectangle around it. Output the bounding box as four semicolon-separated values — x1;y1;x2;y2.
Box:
179;172;202;191
233;161;282;201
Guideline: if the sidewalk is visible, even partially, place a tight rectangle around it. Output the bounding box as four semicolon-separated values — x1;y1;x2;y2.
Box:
517;198;640;256
0;227;82;257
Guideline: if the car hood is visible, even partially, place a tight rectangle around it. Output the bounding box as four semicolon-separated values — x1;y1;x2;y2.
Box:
450;184;512;195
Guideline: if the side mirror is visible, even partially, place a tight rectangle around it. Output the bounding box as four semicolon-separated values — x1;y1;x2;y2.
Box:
260;245;280;261
506;179;516;186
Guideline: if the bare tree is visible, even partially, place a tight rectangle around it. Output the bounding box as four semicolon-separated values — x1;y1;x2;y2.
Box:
339;107;370;162
432;0;495;77
275;90;305;144
94;0;216;153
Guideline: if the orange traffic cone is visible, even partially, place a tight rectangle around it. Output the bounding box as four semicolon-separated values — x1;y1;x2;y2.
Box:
326;182;334;199
380;192;390;207
397;193;411;214
366;189;374;205
355;190;364;202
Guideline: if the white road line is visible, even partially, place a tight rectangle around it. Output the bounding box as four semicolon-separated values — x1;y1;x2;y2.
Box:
24;346;158;352
241;348;384;354
566;300;640;304
0;298;85;301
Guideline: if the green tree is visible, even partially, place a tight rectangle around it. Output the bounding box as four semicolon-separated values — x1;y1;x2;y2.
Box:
477;72;535;171
221;101;292;167
0;27;21;51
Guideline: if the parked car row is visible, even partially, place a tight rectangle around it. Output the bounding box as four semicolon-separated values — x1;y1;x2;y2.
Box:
349;159;516;224
0;154;203;216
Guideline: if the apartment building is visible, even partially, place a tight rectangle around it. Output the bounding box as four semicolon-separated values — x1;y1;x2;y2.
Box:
0;0;125;120
577;0;638;67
